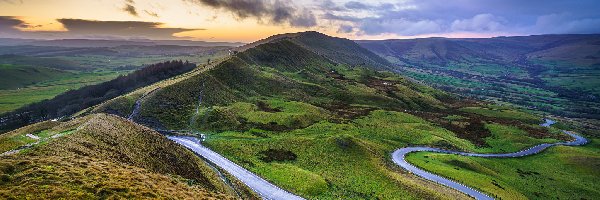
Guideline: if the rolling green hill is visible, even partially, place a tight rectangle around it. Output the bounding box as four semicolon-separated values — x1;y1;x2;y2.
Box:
97;33;448;131
84;31;598;199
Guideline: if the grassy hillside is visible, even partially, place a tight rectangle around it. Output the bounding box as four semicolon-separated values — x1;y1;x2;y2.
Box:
0;61;196;133
357;35;600;123
87;32;590;199
0;113;253;199
128;39;448;130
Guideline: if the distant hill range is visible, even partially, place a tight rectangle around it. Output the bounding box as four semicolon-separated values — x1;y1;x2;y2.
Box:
358;34;600;119
357;34;600;67
0;38;245;47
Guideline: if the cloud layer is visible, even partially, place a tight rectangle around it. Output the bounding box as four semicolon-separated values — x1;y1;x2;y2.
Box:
122;0;139;17
321;0;600;37
0;17;200;40
2;0;600;40
185;0;316;27
0;16;27;33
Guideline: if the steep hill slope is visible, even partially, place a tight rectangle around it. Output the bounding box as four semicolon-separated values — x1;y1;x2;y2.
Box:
0;113;248;199
98;34;448;131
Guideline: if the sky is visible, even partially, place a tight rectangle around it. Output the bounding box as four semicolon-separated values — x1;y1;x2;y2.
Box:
1;0;600;42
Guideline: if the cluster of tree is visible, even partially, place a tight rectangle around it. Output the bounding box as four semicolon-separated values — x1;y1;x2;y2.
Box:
0;60;196;133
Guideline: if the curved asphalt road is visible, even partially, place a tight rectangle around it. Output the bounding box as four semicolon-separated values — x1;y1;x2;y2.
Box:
168;136;305;200
392;119;588;200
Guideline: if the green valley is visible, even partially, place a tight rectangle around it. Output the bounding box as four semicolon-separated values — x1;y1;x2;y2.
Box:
2;1;599;200
84;32;597;199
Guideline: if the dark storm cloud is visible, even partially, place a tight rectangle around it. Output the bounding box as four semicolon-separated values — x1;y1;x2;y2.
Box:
344;1;370;10
185;0;316;27
0;16;28;32
320;0;344;11
337;25;353;33
322;0;600;36
123;4;139;16
0;16;66;39
0;17;202;40
57;19;200;39
121;0;139;17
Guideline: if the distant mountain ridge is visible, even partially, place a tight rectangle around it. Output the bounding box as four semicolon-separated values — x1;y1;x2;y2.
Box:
0;38;245;47
357;34;600;66
237;31;393;70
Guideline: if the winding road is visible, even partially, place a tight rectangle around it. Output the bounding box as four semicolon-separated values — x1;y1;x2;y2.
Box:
168;136;305;200
168;116;587;200
391;119;588;200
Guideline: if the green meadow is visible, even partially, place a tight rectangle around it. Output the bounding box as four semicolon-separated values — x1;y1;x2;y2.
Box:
406;139;600;199
203;110;475;199
200;105;569;199
0;69;122;113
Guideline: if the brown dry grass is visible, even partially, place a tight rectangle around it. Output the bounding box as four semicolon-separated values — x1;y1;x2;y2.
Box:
0;155;235;200
0;114;241;199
